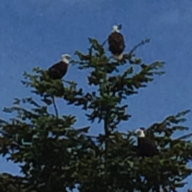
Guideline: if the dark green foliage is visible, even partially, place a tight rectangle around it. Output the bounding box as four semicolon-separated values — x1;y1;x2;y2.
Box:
0;36;192;192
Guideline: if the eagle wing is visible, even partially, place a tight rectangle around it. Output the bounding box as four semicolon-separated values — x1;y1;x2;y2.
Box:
48;62;68;79
108;32;125;55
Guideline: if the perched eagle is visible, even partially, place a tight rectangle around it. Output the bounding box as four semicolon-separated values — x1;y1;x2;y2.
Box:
135;128;158;157
108;25;125;60
48;54;71;79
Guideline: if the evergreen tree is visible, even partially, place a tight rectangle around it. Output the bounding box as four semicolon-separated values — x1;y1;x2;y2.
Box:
0;30;192;192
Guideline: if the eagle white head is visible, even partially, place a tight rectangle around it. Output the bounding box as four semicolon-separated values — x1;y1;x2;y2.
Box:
61;54;71;64
135;128;145;138
112;24;121;33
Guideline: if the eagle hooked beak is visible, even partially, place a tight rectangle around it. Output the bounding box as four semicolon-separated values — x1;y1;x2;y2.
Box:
118;24;122;30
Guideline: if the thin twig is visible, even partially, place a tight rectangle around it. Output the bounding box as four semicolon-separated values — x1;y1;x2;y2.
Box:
129;38;150;55
52;96;59;118
102;38;108;47
176;132;192;140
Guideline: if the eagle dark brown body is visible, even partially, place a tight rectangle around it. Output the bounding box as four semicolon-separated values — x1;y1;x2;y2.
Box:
108;25;125;60
135;128;159;157
47;54;71;79
108;31;125;56
48;61;68;79
137;136;159;157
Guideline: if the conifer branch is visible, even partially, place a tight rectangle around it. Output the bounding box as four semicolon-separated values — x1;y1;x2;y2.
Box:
129;38;150;55
177;132;192;140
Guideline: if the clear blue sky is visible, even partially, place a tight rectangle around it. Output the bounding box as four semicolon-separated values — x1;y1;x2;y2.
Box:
0;0;192;190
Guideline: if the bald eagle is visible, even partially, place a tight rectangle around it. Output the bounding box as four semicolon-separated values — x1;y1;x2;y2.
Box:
48;54;71;79
135;128;158;157
108;25;125;60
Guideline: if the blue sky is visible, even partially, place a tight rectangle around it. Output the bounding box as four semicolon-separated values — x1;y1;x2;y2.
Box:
0;0;192;190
